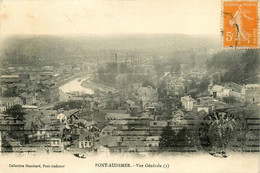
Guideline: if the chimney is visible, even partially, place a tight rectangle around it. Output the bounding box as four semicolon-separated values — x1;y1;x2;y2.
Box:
115;53;118;63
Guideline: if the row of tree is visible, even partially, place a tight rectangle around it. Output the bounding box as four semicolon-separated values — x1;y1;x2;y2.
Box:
207;50;259;83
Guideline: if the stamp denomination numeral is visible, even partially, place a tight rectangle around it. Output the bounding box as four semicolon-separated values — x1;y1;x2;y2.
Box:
226;32;233;42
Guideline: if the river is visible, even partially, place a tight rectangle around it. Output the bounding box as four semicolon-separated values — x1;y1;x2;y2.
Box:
59;77;94;95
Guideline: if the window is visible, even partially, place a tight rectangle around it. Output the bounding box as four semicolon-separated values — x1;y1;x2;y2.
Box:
153;122;157;125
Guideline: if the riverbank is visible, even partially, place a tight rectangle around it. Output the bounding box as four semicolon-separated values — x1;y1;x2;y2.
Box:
81;80;117;93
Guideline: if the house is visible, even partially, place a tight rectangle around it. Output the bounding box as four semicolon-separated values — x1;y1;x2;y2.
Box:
127;117;150;130
42;66;55;71
20;92;37;105
36;128;50;141
223;82;244;102
78;132;94;149
48;133;71;151
0;75;20;83
63;109;81;122
145;136;160;147
7;67;16;73
99;136;123;148
149;121;168;128
27;128;51;143
21;105;38;110
122;138;147;152
19;92;37;105
196;96;227;112
84;121;98;131
0;115;25;144
49;137;63;152
181;96;196;111
3;137;23;153
37;111;59;129
109;120;128;130
0;106;6;113
73;120;99;133
1;97;23;109
172;110;185;121
241;84;260;104
140;112;153;120
136;86;158;109
100;125;117;136
105;113;130;120
210;85;230;98
0;115;25;133
197;106;210;114
113;129;149;136
57;113;67;123
62;135;72;148
168;114;188;132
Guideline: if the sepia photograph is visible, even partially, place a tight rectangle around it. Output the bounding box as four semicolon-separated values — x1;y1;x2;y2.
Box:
0;0;259;172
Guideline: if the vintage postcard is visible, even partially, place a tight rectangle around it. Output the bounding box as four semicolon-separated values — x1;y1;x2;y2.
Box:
0;0;259;173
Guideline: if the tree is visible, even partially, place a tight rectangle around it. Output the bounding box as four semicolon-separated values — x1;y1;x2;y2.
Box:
115;74;128;88
170;61;181;75
53;100;84;110
106;62;118;74
207;50;259;84
199;111;244;155
174;127;194;149
241;50;260;76
4;104;25;120
118;63;133;74
197;77;210;93
2;86;19;97
159;124;175;151
223;96;236;105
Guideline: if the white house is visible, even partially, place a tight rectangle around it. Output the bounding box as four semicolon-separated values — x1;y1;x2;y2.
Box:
57;113;67;123
79;132;94;148
210;85;230;98
181;96;196;111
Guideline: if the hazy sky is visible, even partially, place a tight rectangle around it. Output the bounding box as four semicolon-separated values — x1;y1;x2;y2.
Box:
0;0;220;36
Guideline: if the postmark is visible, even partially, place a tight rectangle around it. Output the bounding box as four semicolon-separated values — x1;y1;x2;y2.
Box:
222;0;259;48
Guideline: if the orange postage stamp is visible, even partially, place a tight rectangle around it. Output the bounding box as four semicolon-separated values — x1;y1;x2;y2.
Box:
223;0;259;48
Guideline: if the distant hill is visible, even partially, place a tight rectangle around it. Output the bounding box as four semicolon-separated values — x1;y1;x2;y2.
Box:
0;34;220;64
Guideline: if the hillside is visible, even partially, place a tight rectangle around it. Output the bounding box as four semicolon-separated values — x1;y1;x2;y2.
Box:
0;34;220;64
